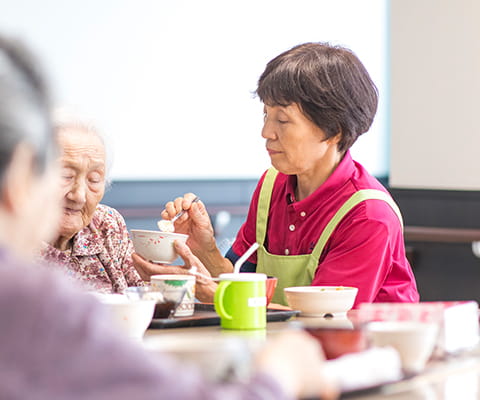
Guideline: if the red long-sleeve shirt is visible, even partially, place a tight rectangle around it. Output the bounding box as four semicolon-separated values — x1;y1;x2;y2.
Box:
231;151;419;307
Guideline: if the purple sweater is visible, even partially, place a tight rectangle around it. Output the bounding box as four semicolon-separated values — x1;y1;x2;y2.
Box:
0;248;289;400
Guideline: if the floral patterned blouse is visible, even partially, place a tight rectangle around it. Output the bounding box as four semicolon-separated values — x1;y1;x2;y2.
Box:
39;204;143;293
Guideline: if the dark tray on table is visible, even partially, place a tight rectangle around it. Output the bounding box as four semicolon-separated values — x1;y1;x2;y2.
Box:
149;303;299;329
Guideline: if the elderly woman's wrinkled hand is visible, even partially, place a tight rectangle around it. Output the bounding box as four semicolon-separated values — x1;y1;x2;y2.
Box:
132;241;217;303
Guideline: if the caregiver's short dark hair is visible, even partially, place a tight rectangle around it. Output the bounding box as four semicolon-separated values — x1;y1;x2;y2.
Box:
0;35;55;184
256;42;378;152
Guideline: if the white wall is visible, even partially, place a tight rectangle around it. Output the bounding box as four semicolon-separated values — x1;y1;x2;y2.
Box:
0;0;388;180
390;0;480;190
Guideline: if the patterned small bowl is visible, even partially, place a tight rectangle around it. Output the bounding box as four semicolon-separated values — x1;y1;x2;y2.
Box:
130;229;188;264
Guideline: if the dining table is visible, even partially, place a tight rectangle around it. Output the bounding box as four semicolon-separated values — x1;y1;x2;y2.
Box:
143;306;480;400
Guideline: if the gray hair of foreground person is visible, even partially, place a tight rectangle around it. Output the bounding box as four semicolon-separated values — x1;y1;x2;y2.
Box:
0;37;56;184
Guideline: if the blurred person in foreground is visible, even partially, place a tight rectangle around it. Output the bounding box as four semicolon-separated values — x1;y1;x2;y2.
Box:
133;42;419;306
37;111;144;293
0;36;337;400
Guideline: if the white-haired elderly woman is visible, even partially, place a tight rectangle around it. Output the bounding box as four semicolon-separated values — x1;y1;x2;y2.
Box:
38;113;144;293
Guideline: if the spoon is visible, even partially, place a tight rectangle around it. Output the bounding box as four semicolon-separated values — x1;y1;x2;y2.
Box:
188;242;259;281
157;196;200;232
188;266;219;282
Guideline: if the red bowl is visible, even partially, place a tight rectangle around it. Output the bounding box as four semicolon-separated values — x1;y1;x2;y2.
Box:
304;327;368;360
266;276;278;306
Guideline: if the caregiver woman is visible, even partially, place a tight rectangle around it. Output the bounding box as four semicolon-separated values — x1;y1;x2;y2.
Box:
134;42;419;306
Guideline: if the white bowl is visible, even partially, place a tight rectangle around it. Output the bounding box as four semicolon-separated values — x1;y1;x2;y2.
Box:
97;293;155;340
130;229;188;264
284;286;358;317
366;321;439;374
143;333;252;382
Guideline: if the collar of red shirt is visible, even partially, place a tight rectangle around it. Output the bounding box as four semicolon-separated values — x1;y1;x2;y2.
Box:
285;150;355;207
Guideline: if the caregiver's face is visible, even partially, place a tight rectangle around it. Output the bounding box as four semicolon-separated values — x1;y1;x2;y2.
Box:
262;103;338;175
57;128;106;242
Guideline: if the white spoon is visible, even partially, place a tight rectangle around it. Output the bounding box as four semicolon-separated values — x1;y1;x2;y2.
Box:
188;242;259;281
157;196;200;232
188;266;219;282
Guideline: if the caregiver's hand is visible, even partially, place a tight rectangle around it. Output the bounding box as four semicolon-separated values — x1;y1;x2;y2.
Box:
161;193;216;255
132;241;217;303
161;193;234;277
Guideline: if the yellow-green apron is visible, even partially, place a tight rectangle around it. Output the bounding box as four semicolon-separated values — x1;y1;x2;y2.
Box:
256;168;404;305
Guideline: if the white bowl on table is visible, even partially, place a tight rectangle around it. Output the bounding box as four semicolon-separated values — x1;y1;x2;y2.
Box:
365;321;439;374
284;286;358;317
130;229;188;264
143;333;252;382
96;293;156;340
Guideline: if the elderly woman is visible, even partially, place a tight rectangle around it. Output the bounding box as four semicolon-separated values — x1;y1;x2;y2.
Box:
38;114;143;293
133;42;419;306
0;36;337;400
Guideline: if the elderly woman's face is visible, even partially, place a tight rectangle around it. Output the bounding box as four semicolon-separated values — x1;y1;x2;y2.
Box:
57;128;106;242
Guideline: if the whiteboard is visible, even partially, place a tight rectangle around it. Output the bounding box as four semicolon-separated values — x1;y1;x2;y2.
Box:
389;0;480;190
0;0;388;180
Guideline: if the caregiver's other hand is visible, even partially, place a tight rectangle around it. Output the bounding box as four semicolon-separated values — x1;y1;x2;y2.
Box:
161;193;216;255
131;241;217;303
173;241;217;301
256;330;339;400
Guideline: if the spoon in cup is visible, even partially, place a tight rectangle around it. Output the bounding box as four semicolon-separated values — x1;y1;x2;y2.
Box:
188;266;219;282
187;241;259;281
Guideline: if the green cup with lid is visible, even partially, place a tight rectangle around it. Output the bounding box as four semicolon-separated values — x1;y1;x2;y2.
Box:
214;273;267;330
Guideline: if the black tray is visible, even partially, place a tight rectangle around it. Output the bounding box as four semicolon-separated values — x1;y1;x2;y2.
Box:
149;303;299;329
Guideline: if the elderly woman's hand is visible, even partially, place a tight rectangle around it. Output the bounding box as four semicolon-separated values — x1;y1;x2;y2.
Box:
132;241;217;303
161;193;217;255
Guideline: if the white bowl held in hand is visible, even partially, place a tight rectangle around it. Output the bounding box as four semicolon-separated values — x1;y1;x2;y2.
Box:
366;321;439;374
97;293;155;340
284;286;358;317
130;229;188;264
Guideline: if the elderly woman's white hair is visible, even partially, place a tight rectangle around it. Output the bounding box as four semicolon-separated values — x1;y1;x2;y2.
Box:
52;107;113;188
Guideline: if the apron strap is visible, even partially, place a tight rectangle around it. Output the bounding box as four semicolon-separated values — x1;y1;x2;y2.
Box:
310;189;404;263
256;168;279;245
